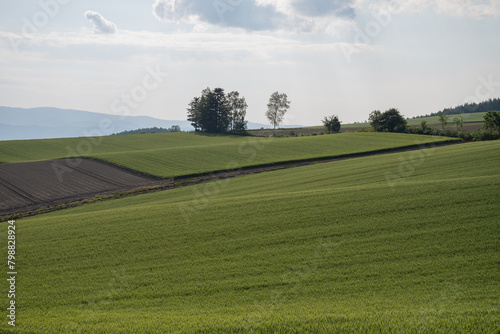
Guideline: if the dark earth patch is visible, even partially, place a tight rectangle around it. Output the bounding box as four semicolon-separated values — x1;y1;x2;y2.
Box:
0;159;162;216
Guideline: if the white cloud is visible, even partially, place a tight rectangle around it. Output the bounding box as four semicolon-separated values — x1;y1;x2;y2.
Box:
84;11;118;34
149;0;499;36
152;0;180;22
151;0;356;34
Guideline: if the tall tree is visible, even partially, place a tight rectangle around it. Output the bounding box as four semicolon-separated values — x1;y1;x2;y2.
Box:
227;91;248;132
212;87;230;133
266;91;291;136
187;97;201;132
198;88;218;133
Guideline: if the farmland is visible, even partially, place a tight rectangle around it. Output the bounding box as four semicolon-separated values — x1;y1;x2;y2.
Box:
0;159;163;216
1;140;498;333
252;111;489;136
407;111;488;126
0;132;459;178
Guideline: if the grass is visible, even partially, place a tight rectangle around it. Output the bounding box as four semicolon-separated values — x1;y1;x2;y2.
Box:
285;112;488;131
1;140;498;333
0;132;459;178
407;112;487;126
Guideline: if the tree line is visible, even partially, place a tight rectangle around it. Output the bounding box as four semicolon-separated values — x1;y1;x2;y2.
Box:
420;97;500;117
113;126;181;135
187;88;294;135
186;88;499;139
368;108;500;141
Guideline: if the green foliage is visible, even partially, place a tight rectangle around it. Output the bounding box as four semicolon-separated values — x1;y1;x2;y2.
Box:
356;127;374;132
227;91;248;132
406;126;499;141
453;117;464;130
114;126;181;135
483;110;500;132
266;92;291;135
187;88;247;133
438;112;449;129
369;108;407;132
322;115;342;134
202;87;230;133
187;96;201;131
407;112;487;126
0;133;458;178
2;141;499;333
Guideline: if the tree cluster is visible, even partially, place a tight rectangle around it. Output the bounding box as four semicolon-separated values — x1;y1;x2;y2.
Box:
322;115;342;134
369;108;407;132
187;87;248;133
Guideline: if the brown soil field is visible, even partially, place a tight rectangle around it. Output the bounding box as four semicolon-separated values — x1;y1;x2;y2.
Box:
0;159;162;216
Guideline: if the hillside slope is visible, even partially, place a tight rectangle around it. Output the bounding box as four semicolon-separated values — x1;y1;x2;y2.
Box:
0;132;460;178
2;141;498;333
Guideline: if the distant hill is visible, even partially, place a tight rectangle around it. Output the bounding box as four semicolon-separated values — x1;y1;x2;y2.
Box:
0;107;194;141
0;107;290;141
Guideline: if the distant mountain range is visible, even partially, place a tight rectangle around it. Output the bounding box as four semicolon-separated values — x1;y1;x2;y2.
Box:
0;107;276;141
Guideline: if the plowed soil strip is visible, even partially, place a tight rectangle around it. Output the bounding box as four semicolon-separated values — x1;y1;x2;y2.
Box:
0;159;167;216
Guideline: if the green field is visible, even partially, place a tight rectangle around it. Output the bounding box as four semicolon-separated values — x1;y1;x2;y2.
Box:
0;132;459;178
295;112;488;132
2;140;499;333
342;112;488;128
407;112;488;126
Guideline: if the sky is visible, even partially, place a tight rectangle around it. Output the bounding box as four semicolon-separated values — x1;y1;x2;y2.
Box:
0;0;499;127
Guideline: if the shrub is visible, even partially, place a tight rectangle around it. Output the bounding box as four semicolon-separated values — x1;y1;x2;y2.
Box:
483;111;500;132
356;128;374;133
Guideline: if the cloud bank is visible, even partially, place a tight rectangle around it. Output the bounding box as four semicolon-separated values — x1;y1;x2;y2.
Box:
152;0;355;32
84;11;118;34
152;0;500;33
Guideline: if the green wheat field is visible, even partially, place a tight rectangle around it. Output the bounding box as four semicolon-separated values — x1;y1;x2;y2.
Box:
0;133;499;333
